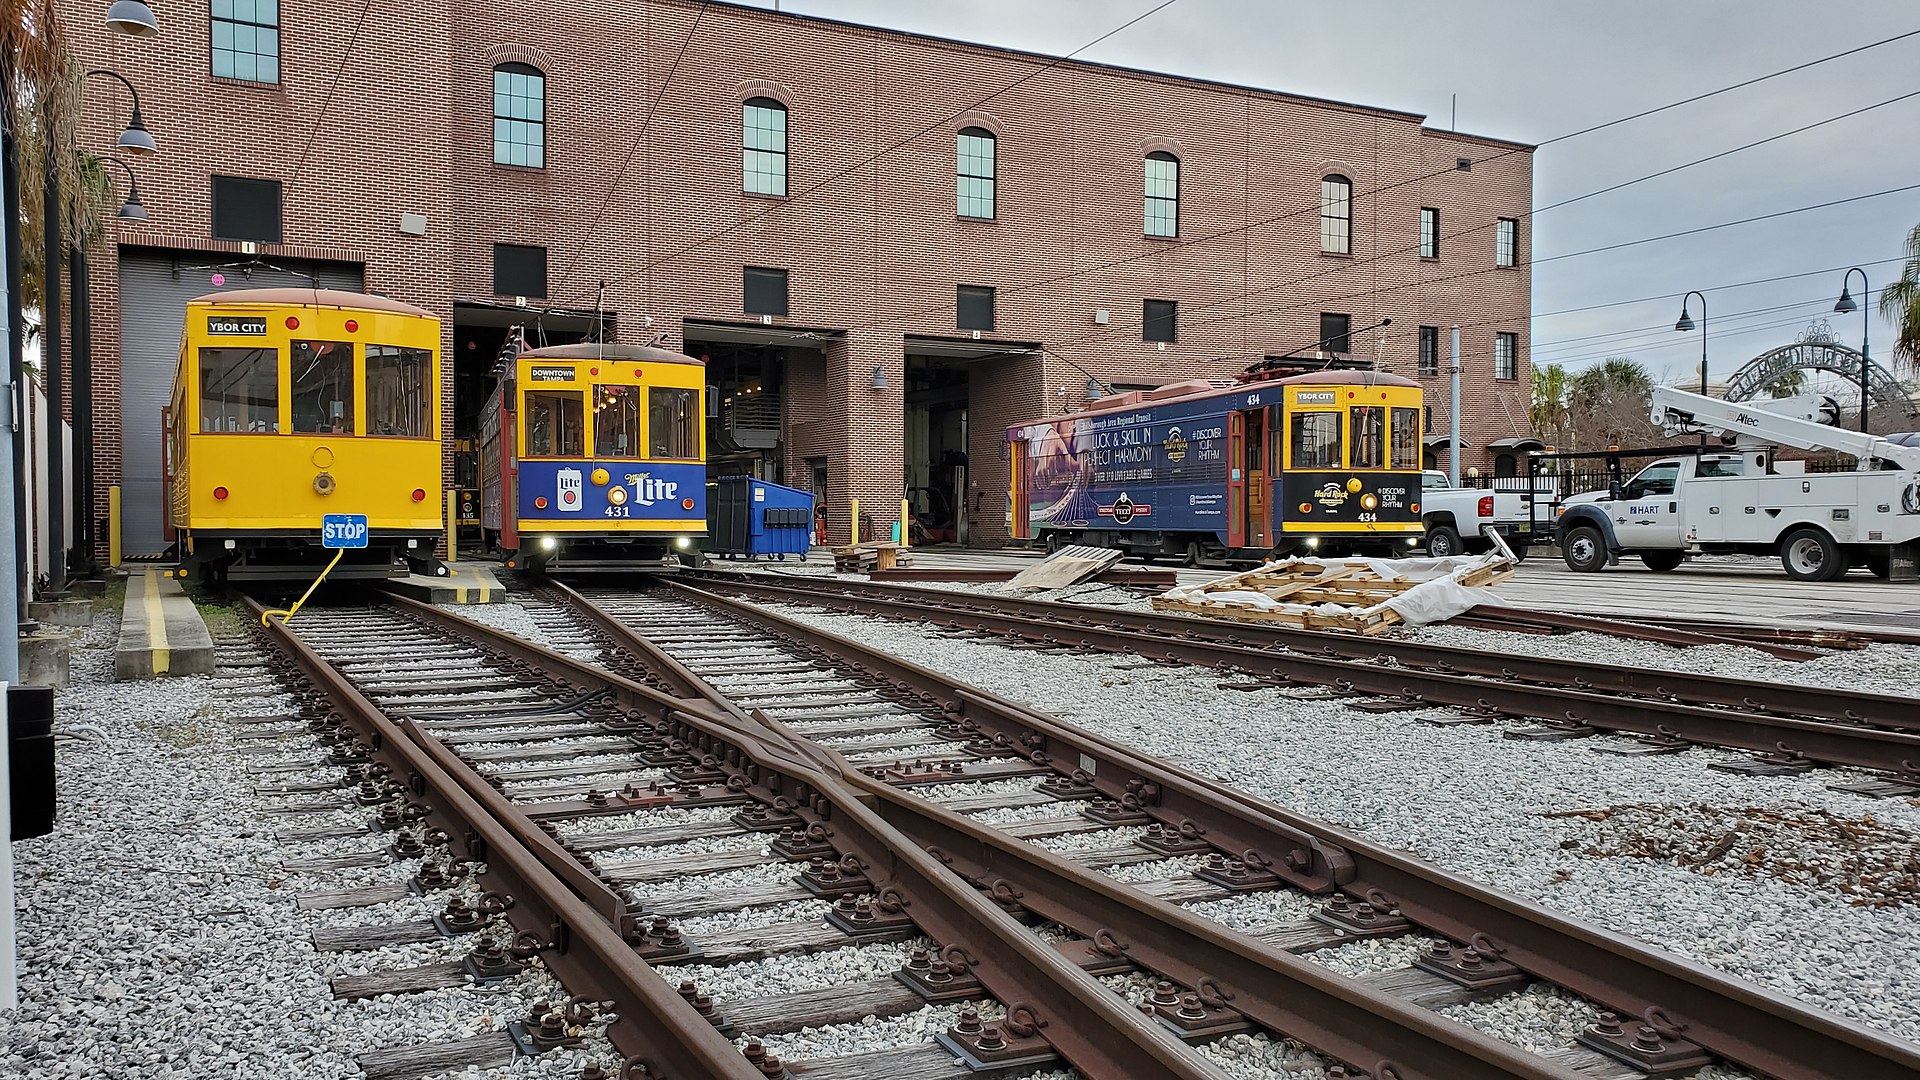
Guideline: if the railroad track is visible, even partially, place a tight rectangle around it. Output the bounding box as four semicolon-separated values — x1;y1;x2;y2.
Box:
673;570;1920;794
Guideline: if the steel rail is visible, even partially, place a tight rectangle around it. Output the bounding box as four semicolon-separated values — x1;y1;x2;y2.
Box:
681;573;1920;775
636;579;1920;1080
375;594;1226;1078
688;570;1913;729
530;583;1597;1080
247;597;762;1080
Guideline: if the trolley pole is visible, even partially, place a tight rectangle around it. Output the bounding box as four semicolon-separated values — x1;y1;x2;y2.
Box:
1448;325;1462;489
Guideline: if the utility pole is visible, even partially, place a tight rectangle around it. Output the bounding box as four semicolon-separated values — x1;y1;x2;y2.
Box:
43;132;65;594
2;120;25;648
1448;325;1462;488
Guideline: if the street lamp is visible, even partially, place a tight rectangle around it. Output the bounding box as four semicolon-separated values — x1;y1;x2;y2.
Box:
103;157;149;220
1674;291;1707;395
85;70;157;156
1833;267;1870;433
105;0;159;36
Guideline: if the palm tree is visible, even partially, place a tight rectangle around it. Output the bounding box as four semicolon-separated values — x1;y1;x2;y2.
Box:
1568;357;1656;450
1528;363;1570;445
1882;222;1920;373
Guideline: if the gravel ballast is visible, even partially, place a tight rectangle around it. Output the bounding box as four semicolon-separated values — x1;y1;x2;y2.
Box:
740;598;1920;1044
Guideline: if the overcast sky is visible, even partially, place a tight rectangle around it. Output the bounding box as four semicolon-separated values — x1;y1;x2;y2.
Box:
758;0;1920;391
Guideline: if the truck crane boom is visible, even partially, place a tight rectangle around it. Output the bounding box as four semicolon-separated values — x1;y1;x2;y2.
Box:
1648;385;1920;471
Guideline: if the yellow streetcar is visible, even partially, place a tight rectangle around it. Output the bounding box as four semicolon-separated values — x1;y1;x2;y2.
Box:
162;288;446;581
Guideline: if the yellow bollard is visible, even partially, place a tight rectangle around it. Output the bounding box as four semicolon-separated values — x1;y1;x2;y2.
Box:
445;490;460;563
901;498;911;550
109;485;122;566
851;498;860;545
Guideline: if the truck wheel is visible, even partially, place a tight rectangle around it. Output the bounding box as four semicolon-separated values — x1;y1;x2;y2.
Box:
1640;550;1683;572
1781;528;1843;582
1562;526;1607;573
1425;526;1463;558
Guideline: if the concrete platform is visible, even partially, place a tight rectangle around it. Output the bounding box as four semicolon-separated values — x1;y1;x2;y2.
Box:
114;570;217;681
385;563;507;605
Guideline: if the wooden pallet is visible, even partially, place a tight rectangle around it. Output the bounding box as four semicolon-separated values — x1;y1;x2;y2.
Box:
833;543;911;573
1151;557;1514;634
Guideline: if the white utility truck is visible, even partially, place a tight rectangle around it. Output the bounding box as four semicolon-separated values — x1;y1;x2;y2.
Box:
1419;471;1552;558
1556;386;1920;581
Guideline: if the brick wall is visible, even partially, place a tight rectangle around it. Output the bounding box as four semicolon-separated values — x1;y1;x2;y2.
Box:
61;0;1532;553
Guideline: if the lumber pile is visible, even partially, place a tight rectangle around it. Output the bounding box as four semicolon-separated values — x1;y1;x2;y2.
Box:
1151;554;1514;634
832;543;911;573
1006;545;1126;591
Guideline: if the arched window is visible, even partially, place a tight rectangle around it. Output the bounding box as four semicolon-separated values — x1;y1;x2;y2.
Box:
1320;174;1352;254
1144;152;1178;237
957;127;996;219
493;63;546;168
743;97;788;196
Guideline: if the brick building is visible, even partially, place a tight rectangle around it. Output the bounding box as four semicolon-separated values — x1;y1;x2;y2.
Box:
67;0;1534;554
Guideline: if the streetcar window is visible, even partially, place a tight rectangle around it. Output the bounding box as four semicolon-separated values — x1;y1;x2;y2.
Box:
291;340;355;434
649;388;698;459
199;347;279;432
367;345;431;438
526;390;585;456
1290;410;1341;470
1391;407;1421;470
595;385;641;457
1346;407;1384;469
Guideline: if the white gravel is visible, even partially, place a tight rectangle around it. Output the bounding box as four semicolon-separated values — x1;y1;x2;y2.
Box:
748;599;1920;1044
0;601;595;1080
659;936;932;999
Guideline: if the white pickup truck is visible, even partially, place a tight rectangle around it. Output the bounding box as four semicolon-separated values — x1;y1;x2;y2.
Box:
1555;388;1920;581
1419;471;1552;558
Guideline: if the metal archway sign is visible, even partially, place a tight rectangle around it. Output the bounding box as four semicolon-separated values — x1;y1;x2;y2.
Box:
1724;328;1919;417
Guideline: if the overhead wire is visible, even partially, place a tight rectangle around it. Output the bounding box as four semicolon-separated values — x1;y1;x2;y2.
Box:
560;0;1187;301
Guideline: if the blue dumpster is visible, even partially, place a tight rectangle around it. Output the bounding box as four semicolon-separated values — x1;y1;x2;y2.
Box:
706;476;815;560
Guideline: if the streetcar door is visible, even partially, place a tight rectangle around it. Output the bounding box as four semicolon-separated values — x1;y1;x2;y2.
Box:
160;406;175;543
1009;439;1029;540
1244;408;1271;548
1226;412;1246;547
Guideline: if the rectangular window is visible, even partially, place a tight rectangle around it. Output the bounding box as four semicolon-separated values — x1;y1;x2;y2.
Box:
493;243;548;298
526;390;584;457
957;128;996;219
1419;208;1439;258
743;99;789;196
649;388;699;458
199;346;279;432
594;385;641;456
211;176;282;243
1496;218;1518;267
1391;407;1421;469
744;266;789;316
957;285;995;331
1320;176;1352;254
211;0;280;83
493;66;546;168
1349;406;1385;469
290;339;354;434
1418;326;1439;376
366;344;431;438
1423;404;1434;430
1320;312;1351;354
1143;299;1177;343
1290;411;1342;470
1144;153;1179;237
1495;332;1518;380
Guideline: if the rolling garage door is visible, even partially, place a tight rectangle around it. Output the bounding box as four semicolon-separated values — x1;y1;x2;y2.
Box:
116;253;362;554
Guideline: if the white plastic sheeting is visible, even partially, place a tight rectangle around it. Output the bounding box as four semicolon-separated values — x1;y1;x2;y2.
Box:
1159;552;1510;626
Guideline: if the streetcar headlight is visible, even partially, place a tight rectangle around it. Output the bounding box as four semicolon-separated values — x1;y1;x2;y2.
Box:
675;537;692;549
1360;493;1379;511
607;485;628;506
540;537;558;552
1406;537;1420;546
1305;537;1320;549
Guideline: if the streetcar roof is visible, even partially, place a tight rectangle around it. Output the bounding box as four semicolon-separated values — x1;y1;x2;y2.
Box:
188;287;437;318
1273;369;1420;388
518;342;704;365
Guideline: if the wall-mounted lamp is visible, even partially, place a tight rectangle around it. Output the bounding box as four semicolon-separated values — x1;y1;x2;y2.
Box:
1085;377;1102;401
870;366;889;391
